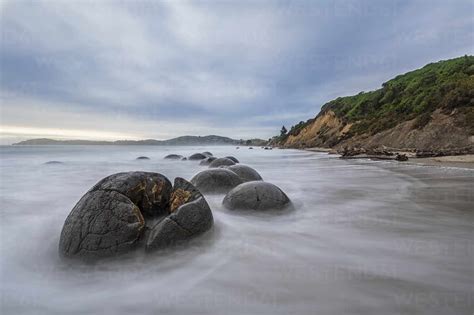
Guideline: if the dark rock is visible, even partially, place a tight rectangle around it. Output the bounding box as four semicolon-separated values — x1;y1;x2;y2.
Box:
199;156;217;166
59;172;214;258
164;154;183;160
188;153;207;160
249;147;253;149
223;181;291;211
395;154;409;161
190;169;243;194
59;190;145;258
89;172;172;217
202;151;213;157
136;156;150;160
146;178;213;251
225;165;263;182
44;161;63;165
225;156;240;163
181;157;188;161
209;157;236;168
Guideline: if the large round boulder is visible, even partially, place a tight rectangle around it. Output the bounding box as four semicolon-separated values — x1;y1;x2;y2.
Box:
188;153;207;160
199;156;217;166
202;151;213;157
190;169;243;194
146;178;213;251
209;157;236;168
225;156;239;163
59;172;172;258
223;181;291;211
225;165;263;182
164;154;183;160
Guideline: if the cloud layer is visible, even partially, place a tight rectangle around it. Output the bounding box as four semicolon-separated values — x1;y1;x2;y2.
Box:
1;0;473;144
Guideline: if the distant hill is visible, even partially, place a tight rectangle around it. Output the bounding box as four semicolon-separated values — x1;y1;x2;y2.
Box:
274;55;474;155
13;135;256;146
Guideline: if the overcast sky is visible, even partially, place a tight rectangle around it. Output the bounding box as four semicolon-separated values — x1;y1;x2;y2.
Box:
0;0;473;144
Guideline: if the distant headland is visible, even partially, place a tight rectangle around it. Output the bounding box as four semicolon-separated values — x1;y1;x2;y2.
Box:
13;135;267;146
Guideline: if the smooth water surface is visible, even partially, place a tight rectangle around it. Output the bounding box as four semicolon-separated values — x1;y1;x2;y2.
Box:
0;145;472;314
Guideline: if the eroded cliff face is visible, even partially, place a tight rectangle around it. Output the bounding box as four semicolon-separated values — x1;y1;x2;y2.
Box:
283;111;351;148
281;108;474;153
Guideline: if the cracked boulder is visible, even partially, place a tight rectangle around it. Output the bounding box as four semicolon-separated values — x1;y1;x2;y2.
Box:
89;172;172;217
223;181;291;211
146;178;213;251
225;165;262;182
190;169;243;194
209;157;236;168
59;172;172;258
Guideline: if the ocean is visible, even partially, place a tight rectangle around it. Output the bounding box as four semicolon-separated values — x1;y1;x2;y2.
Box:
0;145;472;314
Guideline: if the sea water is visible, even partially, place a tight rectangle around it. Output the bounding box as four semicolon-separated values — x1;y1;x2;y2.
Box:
0;145;472;314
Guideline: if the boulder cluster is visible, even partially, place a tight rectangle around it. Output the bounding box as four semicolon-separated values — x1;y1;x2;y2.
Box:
59;151;291;260
59;172;213;259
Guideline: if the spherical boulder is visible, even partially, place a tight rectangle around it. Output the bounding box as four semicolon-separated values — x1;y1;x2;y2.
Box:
146;178;213;251
223;181;291;211
164;154;183;160
190;169;243;194
199;156;217;166
225;165;263;182
136;156;150;160
202;151;213;157
225;156;239;163
188;153;207;160
209;157;236;168
59;171;172;258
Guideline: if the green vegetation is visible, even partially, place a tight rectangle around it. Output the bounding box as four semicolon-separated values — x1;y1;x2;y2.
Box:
282;55;474;141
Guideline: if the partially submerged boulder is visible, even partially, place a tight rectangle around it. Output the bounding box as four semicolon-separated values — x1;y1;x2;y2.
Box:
164;154;183;160
146;178;213;251
188;153;207;160
225;156;239;163
59;190;145;258
199;156;217;166
226;165;263;182
190;169;243;194
59;172;213;259
136;156;150;160
223;181;291;211
209;157;236;168
202;151;213;157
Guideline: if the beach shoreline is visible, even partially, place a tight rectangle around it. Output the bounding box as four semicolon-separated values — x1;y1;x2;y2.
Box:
303;147;474;169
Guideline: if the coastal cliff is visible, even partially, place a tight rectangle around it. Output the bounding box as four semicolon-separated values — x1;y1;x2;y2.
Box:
275;56;474;156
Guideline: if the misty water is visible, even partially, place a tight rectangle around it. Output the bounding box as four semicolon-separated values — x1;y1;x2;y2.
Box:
0;145;472;315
